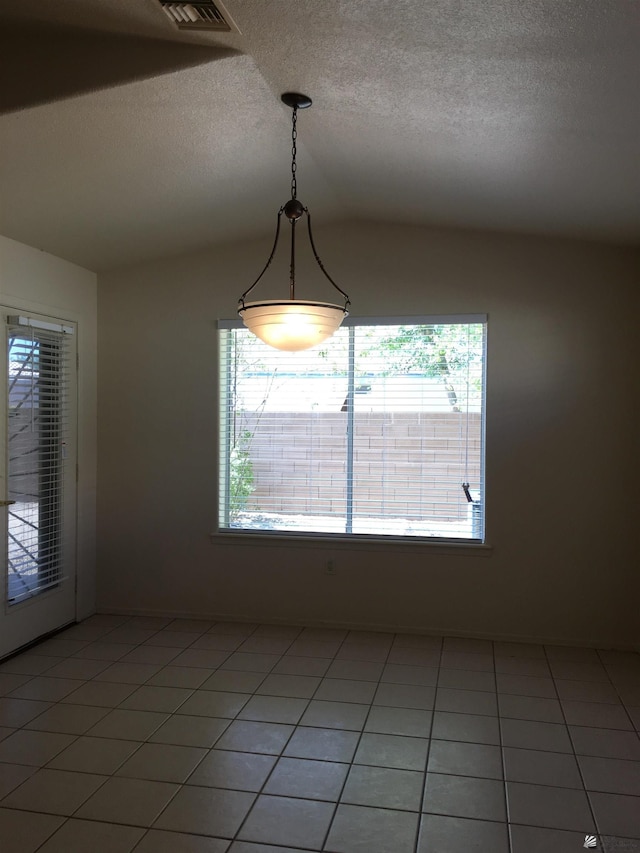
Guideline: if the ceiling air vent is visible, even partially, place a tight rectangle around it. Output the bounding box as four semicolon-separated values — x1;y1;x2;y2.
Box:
159;1;240;33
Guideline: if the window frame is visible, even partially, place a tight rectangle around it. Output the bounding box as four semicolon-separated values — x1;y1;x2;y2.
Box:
216;314;488;549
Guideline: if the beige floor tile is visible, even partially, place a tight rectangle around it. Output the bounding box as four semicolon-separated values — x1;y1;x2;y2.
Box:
9;677;84;702
202;671;267;693
578;755;640;795
438;668;496;691
85;708;169;740
427;739;503;779
169;649;233;669
380;663;438;686
154;785;255;836
37;818;145;853
440;653;494;673
300;700;369;731
237;794;334;849
386;648;441;667
187;749;276;791
229;844;314;853
0;674;37;695
115;742;207;782
494;657;551;677
284;727;359;762
373;682;435;710
0;807;64;853
24;703;110;734
44;658;111;680
424;773;506;821
76;776;179;826
555;679;621;704
500;718;572;753
221;653;281;673
0;730;74;766
498;694;564;723
179;690;249;718
48;736;141;774
364;706;432;737
72;642;136;661
315;678;376;704
119;685;194;712
431;710;500;745
335;643;389;663
443;637;493;655
165;618;214;633
510;824;591;853
327;660;384;682
354;732;429;771
133;829;229;852
238;637;293;655
60;680;137;707
561;699;634;730
148;666;213;688
256;674;321;698
418;814;509;853
570;726;640;759
0;698;52;727
325;803;419;853
496;674;556;698
0;762;36;798
435;687;497;716
286;640;342;659
2;767;106;814
264;756;348;801
144;631;199;649
191;634;242;651
149;714;230;748
120;646;183;665
506;781;593;831
238;695;308;725
589;791;640;839
272;656;331;677
503;747;582;788
93;662;162;684
0;655;60;676
216;720;294;754
341;764;423;810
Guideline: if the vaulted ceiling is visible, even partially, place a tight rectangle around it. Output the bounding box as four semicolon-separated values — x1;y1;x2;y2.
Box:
1;0;638;271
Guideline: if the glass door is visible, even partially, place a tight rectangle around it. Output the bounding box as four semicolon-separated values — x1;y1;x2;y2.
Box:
0;309;77;659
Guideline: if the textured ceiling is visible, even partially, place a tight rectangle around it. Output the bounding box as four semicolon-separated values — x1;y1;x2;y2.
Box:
0;0;638;271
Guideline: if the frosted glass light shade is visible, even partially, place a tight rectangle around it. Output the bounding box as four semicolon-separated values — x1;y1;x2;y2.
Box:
239;300;348;351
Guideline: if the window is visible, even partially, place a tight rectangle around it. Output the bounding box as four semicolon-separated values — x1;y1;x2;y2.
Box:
6;316;76;603
218;316;486;542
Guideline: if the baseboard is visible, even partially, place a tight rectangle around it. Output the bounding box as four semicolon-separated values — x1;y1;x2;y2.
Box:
97;606;639;652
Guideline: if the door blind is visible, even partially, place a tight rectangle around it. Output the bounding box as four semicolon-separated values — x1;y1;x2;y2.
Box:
6;317;75;604
219;317;486;541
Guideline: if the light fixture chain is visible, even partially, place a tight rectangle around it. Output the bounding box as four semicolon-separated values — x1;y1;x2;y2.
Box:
291;105;298;199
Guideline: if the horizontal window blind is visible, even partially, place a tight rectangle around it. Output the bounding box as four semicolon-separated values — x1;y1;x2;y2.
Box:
6;318;74;604
219;318;486;541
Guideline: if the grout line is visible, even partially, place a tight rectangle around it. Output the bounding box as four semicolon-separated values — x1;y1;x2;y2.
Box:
2;615;640;852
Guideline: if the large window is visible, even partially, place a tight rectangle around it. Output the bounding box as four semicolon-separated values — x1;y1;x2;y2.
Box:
219;316;486;542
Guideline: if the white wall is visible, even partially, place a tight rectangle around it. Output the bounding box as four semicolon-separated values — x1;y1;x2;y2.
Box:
97;222;639;647
0;235;98;619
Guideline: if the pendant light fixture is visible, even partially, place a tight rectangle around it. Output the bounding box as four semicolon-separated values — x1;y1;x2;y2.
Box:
238;93;350;351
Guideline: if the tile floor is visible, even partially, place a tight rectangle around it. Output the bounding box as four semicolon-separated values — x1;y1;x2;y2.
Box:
0;615;639;852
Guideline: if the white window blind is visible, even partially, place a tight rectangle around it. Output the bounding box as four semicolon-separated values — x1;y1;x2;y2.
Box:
6;317;75;604
219;317;486;542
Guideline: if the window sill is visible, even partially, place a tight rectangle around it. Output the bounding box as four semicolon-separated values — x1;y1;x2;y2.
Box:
210;530;493;558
